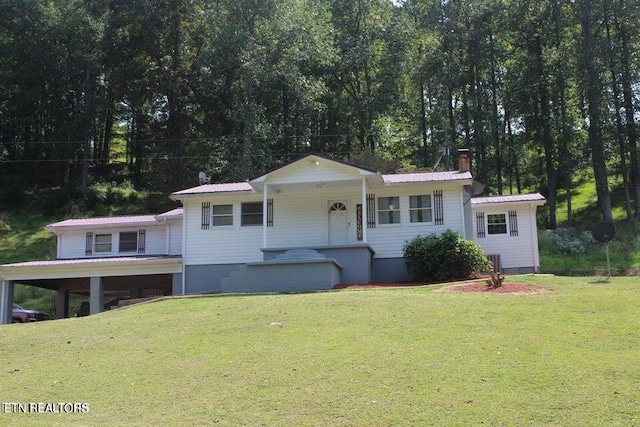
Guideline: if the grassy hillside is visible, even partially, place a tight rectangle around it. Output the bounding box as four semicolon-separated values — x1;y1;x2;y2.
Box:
2;276;639;426
538;177;640;272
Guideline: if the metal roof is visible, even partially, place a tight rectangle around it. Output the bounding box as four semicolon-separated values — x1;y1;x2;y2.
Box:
383;171;472;183
171;182;254;196
471;193;546;205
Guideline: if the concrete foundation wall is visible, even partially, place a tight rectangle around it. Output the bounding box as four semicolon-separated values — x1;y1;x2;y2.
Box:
372;257;414;283
184;264;242;294
263;245;373;284
221;259;341;293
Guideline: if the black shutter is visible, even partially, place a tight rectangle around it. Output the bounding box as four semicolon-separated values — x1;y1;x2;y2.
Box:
201;202;210;230
138;229;146;253
367;193;376;228
434;190;444;225
85;232;93;255
509;210;518;236
356;204;363;240
267;199;274;227
476;212;486;238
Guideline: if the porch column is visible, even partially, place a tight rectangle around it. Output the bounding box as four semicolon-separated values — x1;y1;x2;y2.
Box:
263;184;268;248
172;272;182;296
0;280;14;324
55;290;69;319
361;177;367;244
89;277;104;315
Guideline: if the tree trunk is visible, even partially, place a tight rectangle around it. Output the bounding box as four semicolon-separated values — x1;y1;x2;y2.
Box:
579;1;613;221
616;0;640;218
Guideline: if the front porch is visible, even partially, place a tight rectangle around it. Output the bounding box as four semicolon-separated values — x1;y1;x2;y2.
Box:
0;256;182;324
219;245;375;293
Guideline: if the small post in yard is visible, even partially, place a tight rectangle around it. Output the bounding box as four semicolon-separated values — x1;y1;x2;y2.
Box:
592;221;616;281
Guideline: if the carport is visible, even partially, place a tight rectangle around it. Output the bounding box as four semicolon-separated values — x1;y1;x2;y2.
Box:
0;256;182;324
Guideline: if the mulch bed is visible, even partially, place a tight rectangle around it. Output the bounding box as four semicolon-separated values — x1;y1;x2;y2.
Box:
438;282;550;294
335;280;551;294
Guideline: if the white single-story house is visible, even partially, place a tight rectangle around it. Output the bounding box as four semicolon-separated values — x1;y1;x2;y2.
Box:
0;152;545;323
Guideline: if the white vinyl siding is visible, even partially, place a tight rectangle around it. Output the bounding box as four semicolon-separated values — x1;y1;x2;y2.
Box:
182;196;264;265
181;183;465;265
366;185;464;258
472;205;538;271
56;226;170;259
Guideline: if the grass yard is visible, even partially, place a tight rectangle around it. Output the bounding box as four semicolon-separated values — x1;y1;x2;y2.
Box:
2;275;640;426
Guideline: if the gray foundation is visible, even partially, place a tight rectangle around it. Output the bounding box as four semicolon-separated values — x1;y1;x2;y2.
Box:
262;244;374;284
372;257;414;283
184;264;242;294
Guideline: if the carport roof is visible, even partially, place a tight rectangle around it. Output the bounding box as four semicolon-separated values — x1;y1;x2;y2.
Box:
0;255;182;281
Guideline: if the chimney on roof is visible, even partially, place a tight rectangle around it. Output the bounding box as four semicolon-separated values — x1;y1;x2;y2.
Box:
458;148;470;172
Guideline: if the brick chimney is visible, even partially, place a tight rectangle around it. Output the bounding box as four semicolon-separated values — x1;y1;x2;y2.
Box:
458;148;470;172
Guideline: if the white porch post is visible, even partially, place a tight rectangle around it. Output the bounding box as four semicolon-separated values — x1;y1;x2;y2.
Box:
89;277;104;315
361;177;367;244
263;184;268;248
0;280;14;324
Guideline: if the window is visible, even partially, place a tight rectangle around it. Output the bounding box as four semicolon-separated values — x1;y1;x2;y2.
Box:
378;196;400;224
241;202;263;226
119;232;138;252
410;195;433;223
487;214;507;235
95;234;112;253
212;204;233;226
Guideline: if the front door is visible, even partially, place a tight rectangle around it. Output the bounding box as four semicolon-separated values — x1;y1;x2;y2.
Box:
328;200;349;245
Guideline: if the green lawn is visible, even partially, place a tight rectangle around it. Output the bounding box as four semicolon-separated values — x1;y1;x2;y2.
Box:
2;275;639;426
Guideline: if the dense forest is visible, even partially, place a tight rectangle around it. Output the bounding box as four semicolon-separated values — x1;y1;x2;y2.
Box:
0;0;639;227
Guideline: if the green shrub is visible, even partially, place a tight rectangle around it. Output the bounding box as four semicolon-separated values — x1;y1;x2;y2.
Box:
403;229;491;282
539;228;594;256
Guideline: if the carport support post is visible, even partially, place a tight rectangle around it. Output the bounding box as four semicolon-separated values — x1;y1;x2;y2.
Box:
0;280;14;324
89;277;104;315
55;290;69;319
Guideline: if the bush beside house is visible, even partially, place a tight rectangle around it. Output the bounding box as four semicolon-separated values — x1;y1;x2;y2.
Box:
403;230;491;282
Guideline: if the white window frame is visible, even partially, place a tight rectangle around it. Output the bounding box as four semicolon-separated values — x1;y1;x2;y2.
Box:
377;196;401;225
95;234;112;253
409;194;434;224
487;213;508;235
212;204;234;227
